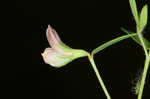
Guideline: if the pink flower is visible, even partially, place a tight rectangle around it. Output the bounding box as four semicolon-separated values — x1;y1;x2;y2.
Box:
41;25;88;68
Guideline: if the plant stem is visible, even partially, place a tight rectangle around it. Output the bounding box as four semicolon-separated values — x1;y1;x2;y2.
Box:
88;54;111;99
137;27;150;99
138;32;149;57
138;52;150;99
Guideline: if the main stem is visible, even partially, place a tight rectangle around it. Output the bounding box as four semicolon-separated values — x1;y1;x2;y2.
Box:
88;54;111;99
138;52;150;99
137;27;150;99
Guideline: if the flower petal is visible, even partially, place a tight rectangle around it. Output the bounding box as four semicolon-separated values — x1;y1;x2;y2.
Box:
46;25;61;44
46;25;71;55
41;48;74;67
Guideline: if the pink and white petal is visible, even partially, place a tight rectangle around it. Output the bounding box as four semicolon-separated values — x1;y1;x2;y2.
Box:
41;48;73;67
46;25;61;46
48;25;61;42
46;25;71;55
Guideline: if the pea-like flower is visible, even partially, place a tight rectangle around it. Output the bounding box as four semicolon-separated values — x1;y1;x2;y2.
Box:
41;25;89;68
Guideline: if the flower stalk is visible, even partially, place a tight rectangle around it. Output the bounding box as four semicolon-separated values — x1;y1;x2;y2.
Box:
88;54;111;99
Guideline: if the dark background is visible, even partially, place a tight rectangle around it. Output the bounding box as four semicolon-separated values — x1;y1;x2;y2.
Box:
1;0;150;99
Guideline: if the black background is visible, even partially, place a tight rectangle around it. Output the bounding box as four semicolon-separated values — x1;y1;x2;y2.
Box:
1;0;150;99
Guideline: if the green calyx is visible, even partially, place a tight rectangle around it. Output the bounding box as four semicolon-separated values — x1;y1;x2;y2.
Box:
55;42;89;67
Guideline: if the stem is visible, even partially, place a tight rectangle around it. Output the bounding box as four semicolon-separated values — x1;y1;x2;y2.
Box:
88;54;111;99
138;52;150;99
138;33;149;57
137;27;150;99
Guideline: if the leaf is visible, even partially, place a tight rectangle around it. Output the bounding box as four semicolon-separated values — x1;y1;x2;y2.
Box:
121;28;141;44
92;34;137;55
121;28;150;50
129;0;139;25
140;5;148;30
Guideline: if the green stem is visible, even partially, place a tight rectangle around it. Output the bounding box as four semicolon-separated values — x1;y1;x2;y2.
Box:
88;54;111;99
137;27;150;99
138;52;150;99
138;33;149;57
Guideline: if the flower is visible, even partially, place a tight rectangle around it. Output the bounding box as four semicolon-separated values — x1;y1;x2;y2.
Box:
41;25;88;68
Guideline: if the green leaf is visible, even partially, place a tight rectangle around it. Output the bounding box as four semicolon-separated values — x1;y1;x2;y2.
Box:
121;28;141;44
129;0;139;25
140;5;148;30
121;28;150;50
92;34;137;55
